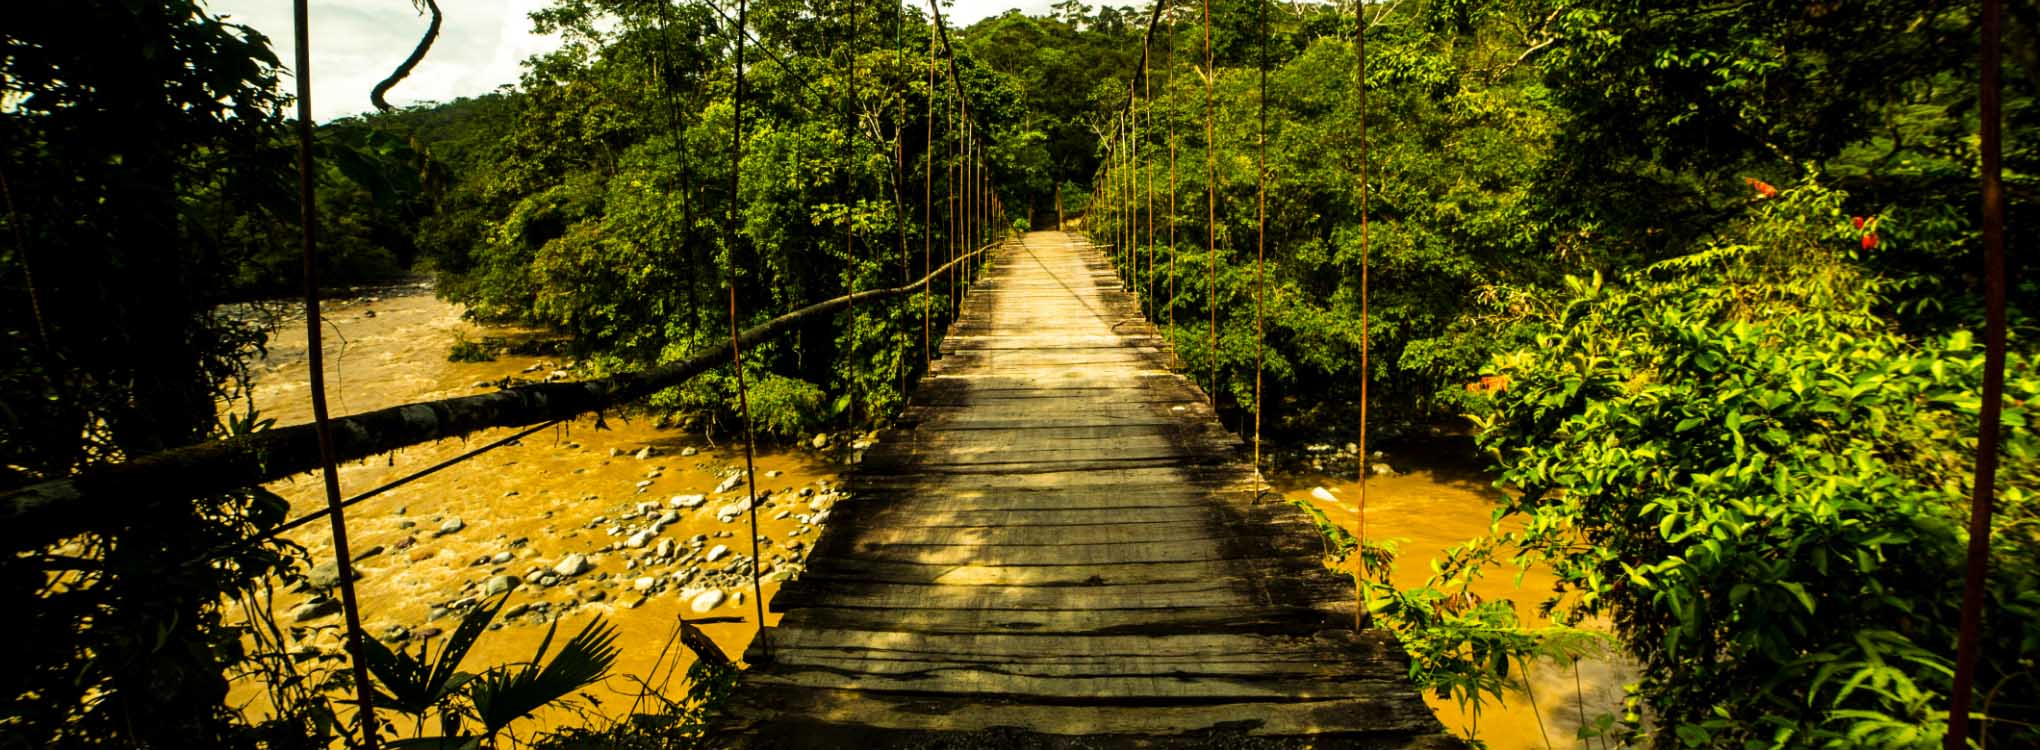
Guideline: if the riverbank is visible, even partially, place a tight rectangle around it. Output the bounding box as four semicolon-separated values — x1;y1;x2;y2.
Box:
227;284;844;738
1274;439;1636;749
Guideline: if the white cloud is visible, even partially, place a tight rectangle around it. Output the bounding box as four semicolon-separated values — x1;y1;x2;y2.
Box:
202;0;1109;121
203;0;560;121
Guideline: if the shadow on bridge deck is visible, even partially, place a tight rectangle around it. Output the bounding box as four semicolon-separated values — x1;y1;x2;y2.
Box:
712;231;1460;749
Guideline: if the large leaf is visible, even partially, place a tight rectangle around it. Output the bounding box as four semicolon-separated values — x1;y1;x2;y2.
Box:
361;594;508;717
467;616;621;738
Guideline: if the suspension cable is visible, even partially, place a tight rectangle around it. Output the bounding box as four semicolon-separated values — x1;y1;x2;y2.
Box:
923;22;935;367
1202;0;1218;406
1252;0;1268;496
1167;7;1179;367
1145;38;1156;328
843;0;861;424
1353;0;1374;631
289;3;379;743
721;0;769;648
1947;0;2008;741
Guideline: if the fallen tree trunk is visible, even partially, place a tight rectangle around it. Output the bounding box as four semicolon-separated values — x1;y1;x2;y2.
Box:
2;245;997;549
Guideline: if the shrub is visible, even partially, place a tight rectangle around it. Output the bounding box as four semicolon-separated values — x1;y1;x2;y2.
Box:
1471;187;2039;748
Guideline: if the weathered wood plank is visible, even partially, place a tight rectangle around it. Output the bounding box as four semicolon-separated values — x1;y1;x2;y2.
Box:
712;232;1455;749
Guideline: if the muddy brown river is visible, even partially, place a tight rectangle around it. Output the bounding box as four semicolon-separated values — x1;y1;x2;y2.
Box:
228;284;840;737
1279;461;1634;748
231;284;1627;747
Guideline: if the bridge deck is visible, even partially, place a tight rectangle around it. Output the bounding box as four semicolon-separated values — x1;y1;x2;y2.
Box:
715;232;1454;748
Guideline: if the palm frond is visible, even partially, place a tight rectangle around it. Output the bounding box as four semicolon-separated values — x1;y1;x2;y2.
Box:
468;616;621;738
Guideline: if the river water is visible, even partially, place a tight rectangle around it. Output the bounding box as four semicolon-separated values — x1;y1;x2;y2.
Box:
233;285;1628;746
230;284;840;737
1277;454;1635;748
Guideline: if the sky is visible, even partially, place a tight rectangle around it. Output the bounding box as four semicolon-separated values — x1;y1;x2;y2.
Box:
204;0;1065;122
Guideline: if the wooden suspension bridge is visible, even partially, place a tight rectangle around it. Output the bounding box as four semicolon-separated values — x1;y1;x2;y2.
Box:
711;232;1455;748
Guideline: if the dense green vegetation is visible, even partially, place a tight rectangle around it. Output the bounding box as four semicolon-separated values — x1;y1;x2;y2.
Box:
3;0;2034;747
1067;0;2036;745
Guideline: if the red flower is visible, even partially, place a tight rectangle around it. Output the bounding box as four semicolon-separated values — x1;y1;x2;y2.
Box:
1744;177;1778;198
1852;216;1866;229
1862;233;1879;250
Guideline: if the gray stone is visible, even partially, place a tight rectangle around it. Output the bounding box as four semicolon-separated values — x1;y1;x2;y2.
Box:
491;551;515;564
714;472;746;494
485;575;520;595
624;529;656;548
634;446;656;460
553;553;591;576
689;589;726;613
716;498;751;522
705;544;730;563
670;494;707;509
633;576;658;592
435;517;465;536
306;560;342;590
290;598;340;623
680;447;699;457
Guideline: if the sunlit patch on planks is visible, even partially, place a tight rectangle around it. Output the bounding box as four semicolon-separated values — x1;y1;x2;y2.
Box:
712;232;1458;749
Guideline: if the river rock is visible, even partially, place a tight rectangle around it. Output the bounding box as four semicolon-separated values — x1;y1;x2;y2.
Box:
670;494;706;509
584;589;607;603
689;589;725;613
435;517;465;536
491;551;515;564
705;544;730;563
306;560;343;590
714;473;745;494
634;446;656;460
716;499;751;522
290;598;340;623
624;529;656;548
504;602;530;618
655;538;674;559
485;575;520;595
553;553;591;576
1310;486;1338;504
680;447;699;457
633;576;658;592
1370;463;1396;477
811;433;830;449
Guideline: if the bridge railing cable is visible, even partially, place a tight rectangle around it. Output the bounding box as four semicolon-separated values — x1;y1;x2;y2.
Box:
289;0;381;742
0;247;997;549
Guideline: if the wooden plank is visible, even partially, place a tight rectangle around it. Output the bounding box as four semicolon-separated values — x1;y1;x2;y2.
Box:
714;232;1455;748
